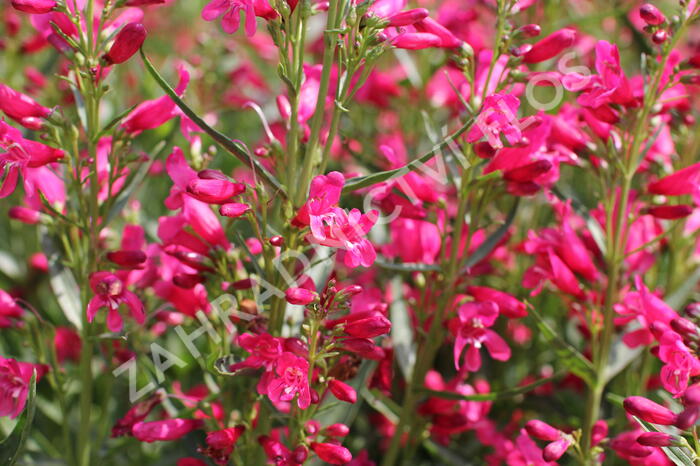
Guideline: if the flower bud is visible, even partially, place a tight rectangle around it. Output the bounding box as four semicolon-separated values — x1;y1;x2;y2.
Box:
524;420;560;441
623;396;677;425
643;204;693;219
518;24;541;37
503;160;553;183
219;203;250;218
543;438;571;462
637;432;677;447
523;28;576;63
652;29;668;44
11;0;56;14
325;423;350;437
172;273;205;289
640;4;666;25
269;235;284;247
340;337;386;360
671;317;698;339
285;287;318;305
683;383;700;407
291;445;309;463
386;8;429;27
311;442;353;465
467;286;528;318
106;250;147;268
187;178;245;204
392;32;442;50
205;426;245;449
8;206;40;224
675;406;700;430
104;23;147;65
328;379;357;404
343;313;391;338
168;250;215;272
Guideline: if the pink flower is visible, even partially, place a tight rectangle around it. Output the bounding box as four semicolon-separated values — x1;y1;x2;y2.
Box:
201;0;276;36
0;289;23;328
262;352;311;409
87;271;145;332
648;162;700;196
294;171;345;237
231;332;283;371
285;287;318;305
328;379;357;403
658;331;700;395
449;301;511;372
306;208;379;268
466;286;527;318
0;357;46;419
522;28;576;63
311;442;353;465
0;83;51;129
121;64;190;134
54;327;81;363
132;418;202;442
467;93;523;150
623;396;677;425
11;0;56;14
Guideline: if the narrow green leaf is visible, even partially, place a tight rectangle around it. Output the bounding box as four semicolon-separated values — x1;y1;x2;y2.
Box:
40;229;82;330
420;371;563;401
390;277;416;380
635;416;697;466
96;103;139;141
529;306;596;386
463;198;520;269
140;49;287;199
374;258;439;272
0;371;37;466
341;117;474;194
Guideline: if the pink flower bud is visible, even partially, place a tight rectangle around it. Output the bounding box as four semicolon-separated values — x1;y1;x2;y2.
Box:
197;169;229;180
652;29;668;44
104;23;147;65
292;445;309;463
132;419;202;442
413;18;461;48
11;0;56;14
591;420;608;446
648;163;700;196
466;286;528;318
518;24;542;37
29;253;48;272
168;251;215;272
269;235;284;247
623;396;677;425
311;442;353;465
325;423;350;437
219;203;251;218
343;313;391;338
543;438;571;462
386;8;429;27
525;420;560;441
172;273;205;289
8;206;40;224
637;432;676;447
503;160;553;183
675;406;700;430
644;205;693;220
187;178;245;204
285;287;317;305
106;250;147;268
640;4;666;25
671;317;698;339
328;379;357;404
340;337;386;360
392;32;442;50
205;426;245;449
683;383;700;406
523;28;576;63
0;84;51;129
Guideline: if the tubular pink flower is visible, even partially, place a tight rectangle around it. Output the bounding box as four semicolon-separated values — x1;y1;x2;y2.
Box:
11;0;56;14
623;396;677;425
0;357;47;419
285;287;317;305
132;418;202;442
328;379;357;404
311;442;353;465
0;83;51;129
87;271;145;332
264;352;311;409
522;28;576;63
104;23;147;64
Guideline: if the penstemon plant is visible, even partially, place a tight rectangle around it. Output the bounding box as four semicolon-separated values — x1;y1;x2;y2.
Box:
4;0;700;465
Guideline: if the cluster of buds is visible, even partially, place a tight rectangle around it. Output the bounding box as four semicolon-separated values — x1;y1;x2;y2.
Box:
639;3;668;44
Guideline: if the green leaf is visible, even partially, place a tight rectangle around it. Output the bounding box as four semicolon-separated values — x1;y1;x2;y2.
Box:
374;258;439;272
40;229;82;330
529;306;596;386
341;117;474;194
463;197;520;269
95;103;139;141
390;277;416;380
0;371;37;466
420;371;563;401
140;49;287;199
634;416;697;466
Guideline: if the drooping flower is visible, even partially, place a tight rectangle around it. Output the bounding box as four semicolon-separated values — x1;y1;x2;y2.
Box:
103;23;147;65
449;301;511;372
0;84;51;129
0;357;47;419
201;0;276;36
87;271;145;332
467;93;523;150
132;418;202;442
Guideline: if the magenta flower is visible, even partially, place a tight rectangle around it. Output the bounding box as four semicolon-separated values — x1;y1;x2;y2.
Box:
450;301;511;372
658;331;700;395
294;171;345;238
0;357;46;419
0;84;51;129
0;289;23;328
306;208;379;268
87;271;145;332
230;332;283;371
262;352;311;409
201;0;276;36
132;418;202;442
103;23;147;65
467;93;523;150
